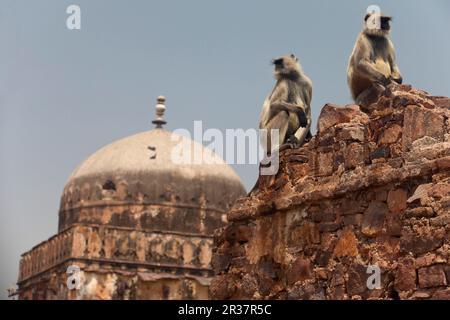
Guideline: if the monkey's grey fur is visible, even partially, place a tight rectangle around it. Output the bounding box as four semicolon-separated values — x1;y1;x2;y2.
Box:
259;54;313;153
347;12;402;107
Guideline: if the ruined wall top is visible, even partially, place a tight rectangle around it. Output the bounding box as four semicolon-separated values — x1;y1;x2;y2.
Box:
211;84;450;300
229;84;450;221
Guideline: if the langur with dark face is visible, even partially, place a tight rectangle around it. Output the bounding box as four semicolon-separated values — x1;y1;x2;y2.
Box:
347;12;403;107
259;54;313;153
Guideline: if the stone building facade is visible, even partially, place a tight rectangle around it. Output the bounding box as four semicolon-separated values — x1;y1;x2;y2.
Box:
18;97;246;300
211;85;450;300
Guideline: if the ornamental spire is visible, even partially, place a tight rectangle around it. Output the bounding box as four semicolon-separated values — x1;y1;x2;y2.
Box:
152;96;167;129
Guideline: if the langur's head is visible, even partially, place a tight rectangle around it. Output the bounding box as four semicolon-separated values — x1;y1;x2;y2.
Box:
272;54;302;80
364;13;392;37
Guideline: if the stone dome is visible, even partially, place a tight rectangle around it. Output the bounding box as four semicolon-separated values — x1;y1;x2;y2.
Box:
58;99;246;234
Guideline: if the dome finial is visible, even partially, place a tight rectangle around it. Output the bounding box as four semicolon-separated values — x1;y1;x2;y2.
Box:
152;96;167;129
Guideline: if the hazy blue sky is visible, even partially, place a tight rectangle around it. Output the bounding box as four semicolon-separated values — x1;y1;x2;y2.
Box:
1;0;449;299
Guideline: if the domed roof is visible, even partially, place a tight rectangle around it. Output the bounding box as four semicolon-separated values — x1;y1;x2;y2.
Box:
58;97;246;233
67;128;242;185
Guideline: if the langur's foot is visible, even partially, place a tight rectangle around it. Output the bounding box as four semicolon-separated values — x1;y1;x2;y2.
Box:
286;135;300;145
279;142;295;151
282;135;303;149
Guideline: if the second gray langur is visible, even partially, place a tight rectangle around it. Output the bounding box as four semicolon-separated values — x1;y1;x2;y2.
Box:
259;54;313;152
347;12;403;107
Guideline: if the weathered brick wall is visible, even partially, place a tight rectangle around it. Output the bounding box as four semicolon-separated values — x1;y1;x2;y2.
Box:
19;261;210;300
19;225;213;300
58;182;231;235
211;85;450;300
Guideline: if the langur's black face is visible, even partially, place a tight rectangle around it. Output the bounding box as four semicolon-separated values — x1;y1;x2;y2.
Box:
272;58;284;68
272;54;298;70
272;57;287;76
363;13;392;36
380;16;391;31
272;54;301;79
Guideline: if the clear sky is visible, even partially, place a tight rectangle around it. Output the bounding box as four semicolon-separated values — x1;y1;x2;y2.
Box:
1;0;449;299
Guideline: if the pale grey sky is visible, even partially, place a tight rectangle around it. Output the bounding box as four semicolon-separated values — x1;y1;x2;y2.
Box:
1;0;449;299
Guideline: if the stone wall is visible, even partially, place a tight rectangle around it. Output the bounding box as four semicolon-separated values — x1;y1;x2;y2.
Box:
19;224;213;299
58;194;227;236
210;85;450;300
19;262;210;300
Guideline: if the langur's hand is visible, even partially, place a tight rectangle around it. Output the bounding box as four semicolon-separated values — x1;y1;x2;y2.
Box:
380;75;392;86
284;104;308;127
393;75;403;84
373;75;392;88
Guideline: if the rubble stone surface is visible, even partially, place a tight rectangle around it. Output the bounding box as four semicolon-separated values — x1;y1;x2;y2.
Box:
211;84;450;300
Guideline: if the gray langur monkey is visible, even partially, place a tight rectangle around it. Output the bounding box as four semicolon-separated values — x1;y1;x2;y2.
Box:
347;12;403;107
259;54;313;153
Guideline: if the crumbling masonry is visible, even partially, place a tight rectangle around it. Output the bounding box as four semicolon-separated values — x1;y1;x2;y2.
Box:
211;85;450;300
